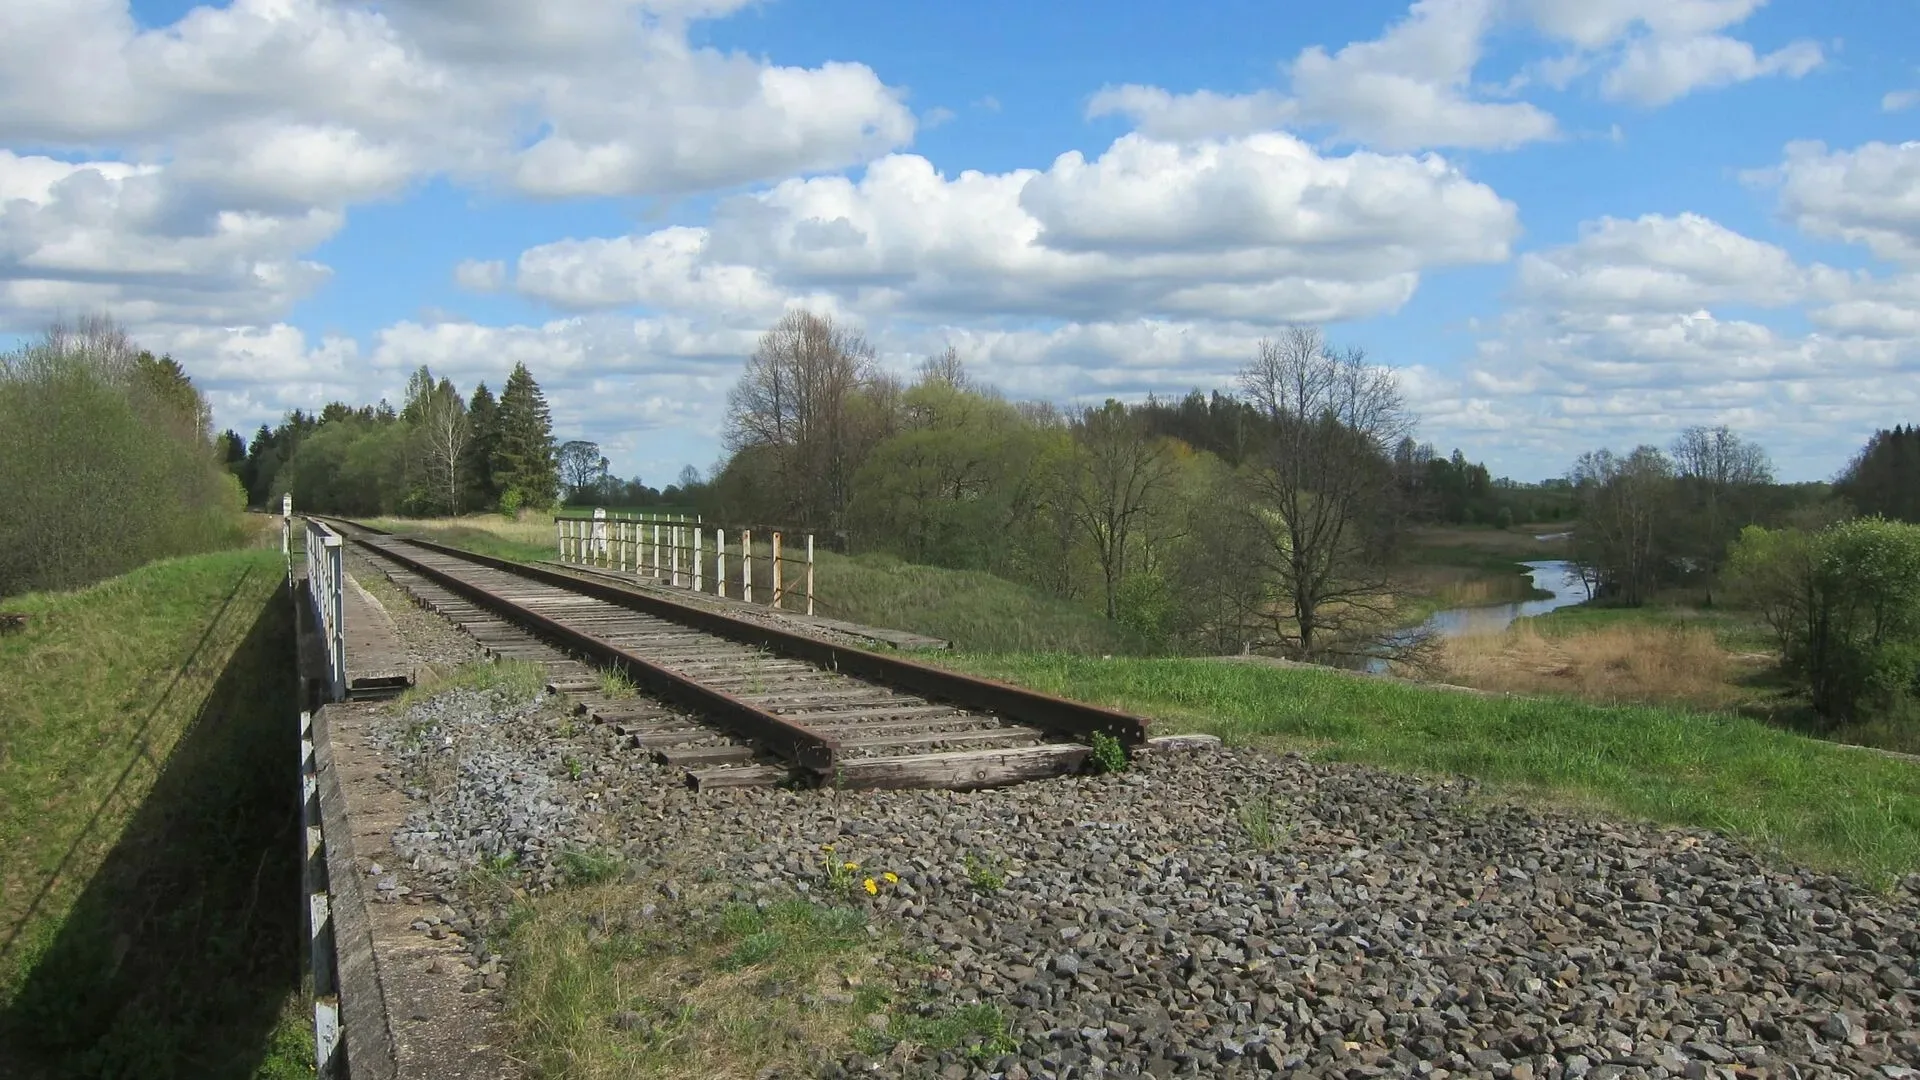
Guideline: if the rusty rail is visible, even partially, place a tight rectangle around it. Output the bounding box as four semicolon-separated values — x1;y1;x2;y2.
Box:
377;531;1149;746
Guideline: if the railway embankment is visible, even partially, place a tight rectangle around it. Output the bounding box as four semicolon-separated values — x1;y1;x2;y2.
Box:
323;533;1920;1079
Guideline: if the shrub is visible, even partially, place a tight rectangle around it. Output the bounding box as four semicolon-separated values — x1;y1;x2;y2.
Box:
0;319;246;598
1727;517;1920;724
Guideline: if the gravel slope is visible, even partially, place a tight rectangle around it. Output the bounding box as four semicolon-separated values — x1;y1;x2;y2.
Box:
362;673;1920;1080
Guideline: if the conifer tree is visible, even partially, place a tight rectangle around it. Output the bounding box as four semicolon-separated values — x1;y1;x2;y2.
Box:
493;362;558;510
462;381;502;510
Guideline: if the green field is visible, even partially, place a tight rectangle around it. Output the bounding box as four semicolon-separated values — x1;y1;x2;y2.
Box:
936;652;1920;885
0;548;311;1078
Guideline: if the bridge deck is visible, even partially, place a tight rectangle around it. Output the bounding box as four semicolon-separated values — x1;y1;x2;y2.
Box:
342;574;413;698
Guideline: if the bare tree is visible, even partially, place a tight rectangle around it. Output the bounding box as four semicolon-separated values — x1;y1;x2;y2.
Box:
418;377;468;515
558;440;603;503
1061;401;1181;619
1237;326;1411;658
1570;445;1673;605
917;345;971;390
1670;425;1773;600
725;310;878;529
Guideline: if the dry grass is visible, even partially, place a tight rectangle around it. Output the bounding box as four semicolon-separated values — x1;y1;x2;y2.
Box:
1437;620;1749;709
367;513;558;554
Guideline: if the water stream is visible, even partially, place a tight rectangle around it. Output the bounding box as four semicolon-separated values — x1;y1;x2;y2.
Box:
1362;548;1588;673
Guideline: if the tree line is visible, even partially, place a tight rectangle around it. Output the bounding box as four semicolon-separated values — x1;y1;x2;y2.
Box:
0;318;246;597
711;312;1567;657
226;361;563;518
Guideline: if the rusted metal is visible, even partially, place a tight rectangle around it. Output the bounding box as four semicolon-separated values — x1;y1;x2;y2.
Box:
357;533;840;772
391;534;1150;745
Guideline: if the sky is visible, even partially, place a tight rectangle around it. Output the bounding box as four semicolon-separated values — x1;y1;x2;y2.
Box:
1;1;1916;485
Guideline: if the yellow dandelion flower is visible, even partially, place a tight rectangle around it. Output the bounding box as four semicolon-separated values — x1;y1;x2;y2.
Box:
822;844;836;853
883;872;899;884
843;861;859;871
863;878;878;895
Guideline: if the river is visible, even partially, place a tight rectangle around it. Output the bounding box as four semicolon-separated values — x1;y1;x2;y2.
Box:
1420;559;1589;638
1362;557;1588;672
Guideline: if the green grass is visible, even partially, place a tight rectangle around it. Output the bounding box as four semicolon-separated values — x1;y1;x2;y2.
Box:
502;887;897;1080
0;548;312;1078
1522;603;1777;653
812;551;1147;654
389;657;548;712
934;652;1920;884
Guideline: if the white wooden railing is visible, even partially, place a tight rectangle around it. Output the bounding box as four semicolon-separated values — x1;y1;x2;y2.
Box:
556;509;816;616
305;517;347;702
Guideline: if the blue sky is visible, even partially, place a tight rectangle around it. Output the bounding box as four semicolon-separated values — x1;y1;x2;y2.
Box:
3;0;1917;484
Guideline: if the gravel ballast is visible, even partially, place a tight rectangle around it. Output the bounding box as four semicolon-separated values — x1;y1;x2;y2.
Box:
360;668;1920;1080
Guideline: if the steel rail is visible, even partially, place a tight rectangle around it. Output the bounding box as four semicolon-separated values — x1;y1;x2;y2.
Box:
371;529;1150;746
348;528;839;772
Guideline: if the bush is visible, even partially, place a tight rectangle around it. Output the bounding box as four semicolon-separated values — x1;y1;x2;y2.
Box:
0;320;246;598
1727;517;1920;724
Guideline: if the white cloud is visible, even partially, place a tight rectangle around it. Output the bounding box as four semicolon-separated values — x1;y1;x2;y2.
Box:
0;0;914;335
0;150;337;330
1087;0;1557;151
0;0;912;205
1886;90;1920;113
1599;34;1821;106
1447;207;1920;479
1518;0;1823;107
1513;212;1817;312
454;259;507;292
1761;141;1920;265
517;132;1519;326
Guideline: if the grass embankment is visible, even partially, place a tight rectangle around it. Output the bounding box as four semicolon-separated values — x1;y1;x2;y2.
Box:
0;548;310;1078
366;514;1145;654
938;653;1920;884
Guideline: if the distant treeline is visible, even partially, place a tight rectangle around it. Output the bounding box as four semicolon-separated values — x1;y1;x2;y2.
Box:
225;362;562;518
0;318;245;598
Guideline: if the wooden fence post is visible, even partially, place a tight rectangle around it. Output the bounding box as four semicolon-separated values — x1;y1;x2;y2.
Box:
772;531;783;610
652;524;660;576
671;526;681;587
715;529;726;599
693;528;703;592
742;530;752;604
807;534;815;616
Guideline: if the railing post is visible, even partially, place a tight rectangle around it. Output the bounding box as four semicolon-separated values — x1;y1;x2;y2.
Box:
772;531;783;610
742;530;752;604
652;524;660;577
807;534;815;617
693;528;703;592
715;529;726;599
327;535;345;702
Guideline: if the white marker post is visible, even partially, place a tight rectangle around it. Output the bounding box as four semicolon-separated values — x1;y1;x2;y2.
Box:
771;531;783;610
742;530;753;604
692;528;703;592
715;528;726;599
806;534;815;616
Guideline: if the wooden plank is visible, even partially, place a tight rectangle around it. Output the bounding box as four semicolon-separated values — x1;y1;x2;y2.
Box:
1140;733;1223;754
686;764;790;790
831;743;1090;791
836;728;1044;753
657;744;758;767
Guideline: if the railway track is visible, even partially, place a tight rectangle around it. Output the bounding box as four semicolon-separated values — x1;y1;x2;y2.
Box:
326;519;1162;791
